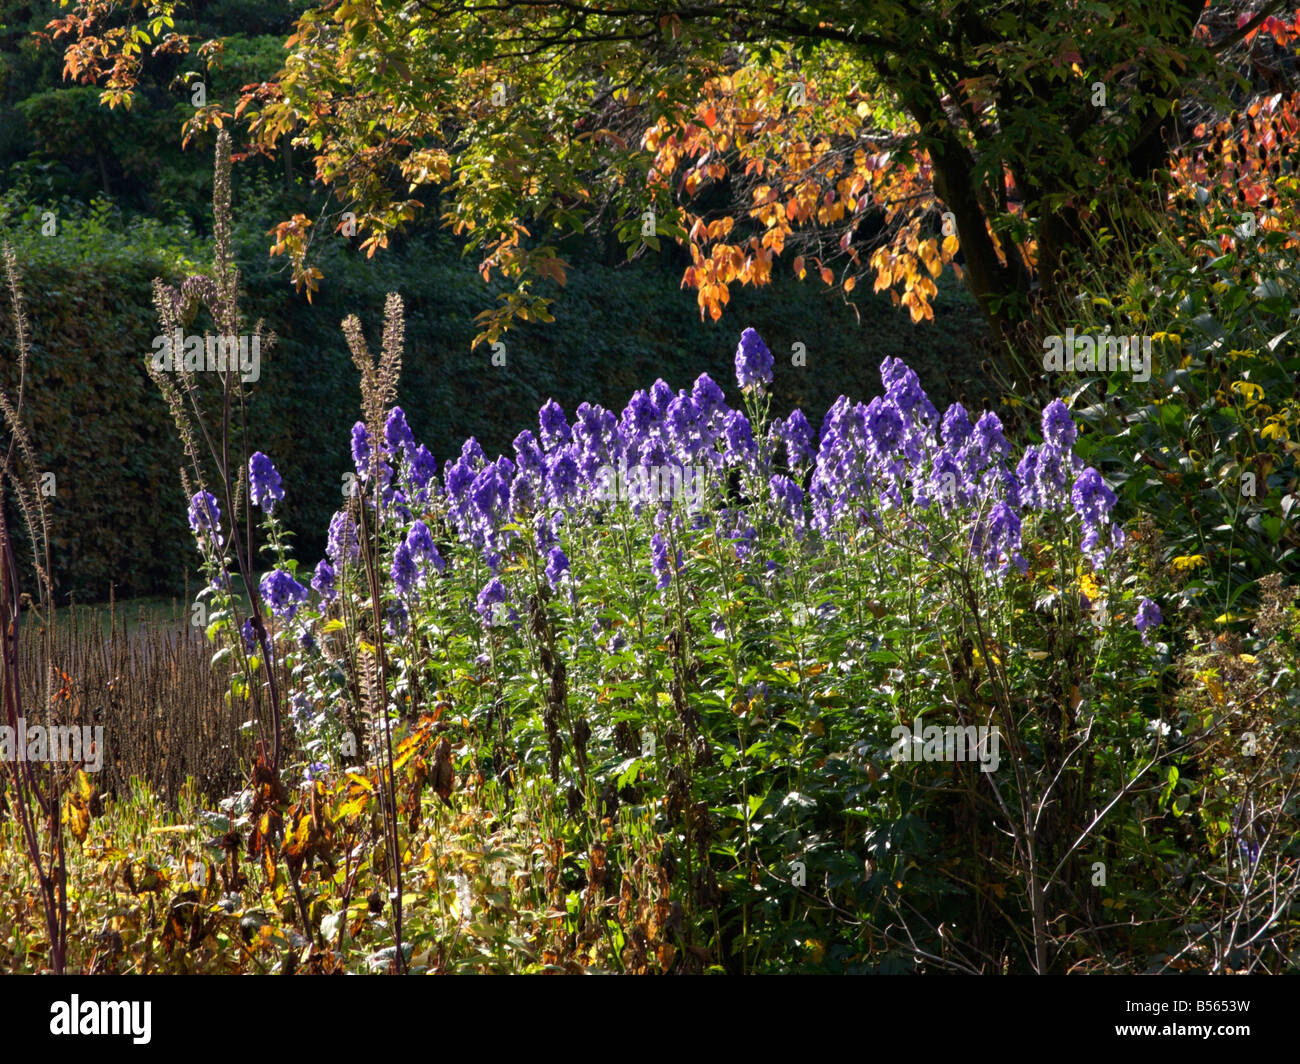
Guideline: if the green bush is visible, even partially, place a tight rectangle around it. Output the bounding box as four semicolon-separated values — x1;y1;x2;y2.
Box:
1038;189;1300;625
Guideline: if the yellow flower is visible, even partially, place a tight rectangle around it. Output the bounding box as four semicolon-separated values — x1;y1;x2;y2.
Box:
1198;671;1227;707
1230;380;1264;404
1170;555;1207;573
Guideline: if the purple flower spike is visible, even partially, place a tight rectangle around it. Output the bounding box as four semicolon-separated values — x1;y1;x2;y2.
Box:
545;546;570;589
248;452;284;513
385;407;416;455
188;490;222;535
259;569;309;620
312;559;336;602
1134;597;1161;644
734;327;774;390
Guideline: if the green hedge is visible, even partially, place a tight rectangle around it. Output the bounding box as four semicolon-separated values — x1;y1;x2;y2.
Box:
0;203;206;601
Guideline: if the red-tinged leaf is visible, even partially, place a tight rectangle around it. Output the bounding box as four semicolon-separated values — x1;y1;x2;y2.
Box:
819;266;833;285
702;106;717;129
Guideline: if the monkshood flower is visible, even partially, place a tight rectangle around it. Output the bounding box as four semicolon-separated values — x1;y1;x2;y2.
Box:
864;396;904;457
1020;443;1079;511
1072;467;1119;567
691;372;727;419
533;510;559;553
722;410;758;469
650;532;672;588
384;406;416;456
351;422;372;477
509;472;537;517
880;356;939;430
1041;398;1077;450
188;490;222;541
327;510;360;566
621;389;660;450
406;444;439;505
810;399;874;534
989;466;1023;511
735;327;774;390
922;451;962;512
880;359;940;479
544;451;581;509
403;520;446;576
718;507;758;561
545;546;570;589
863;396;911;508
769;474;806;536
539;399;571;451
1015;446;1042;508
938;409;1017;509
772;408;815;469
650;379;675;419
573;402;621;482
372;459;408;519
240;617;257;653
817;396;842;449
636;434;671;474
973;501;1028;579
1018;400;1083;512
312;559;336;602
260;569;309;620
444;451;481;532
1134;597;1161;644
405;520;435;561
665;393;701;459
428;543;447;575
962;411;1013;501
971;411;1011;465
477;577;512;627
513;429;545;481
466;458;515;558
248;452;284;513
940;403;973;452
391;541;419;596
652;527;686;588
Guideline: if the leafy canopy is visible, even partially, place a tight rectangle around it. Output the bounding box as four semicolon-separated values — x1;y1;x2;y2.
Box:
43;1;1300;354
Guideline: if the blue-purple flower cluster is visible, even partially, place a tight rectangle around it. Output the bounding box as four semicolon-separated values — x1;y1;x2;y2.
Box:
186;328;1138;641
248;452;284;513
805;356;1118;579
